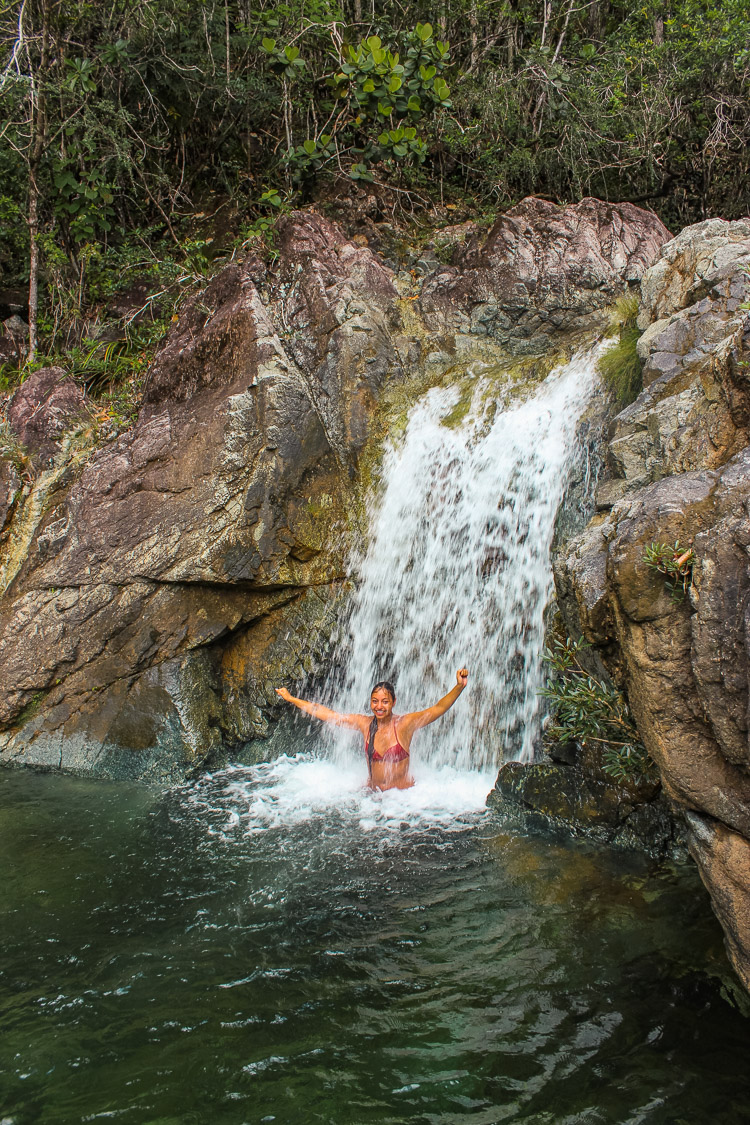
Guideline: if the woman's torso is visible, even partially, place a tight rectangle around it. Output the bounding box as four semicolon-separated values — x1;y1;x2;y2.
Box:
366;718;414;790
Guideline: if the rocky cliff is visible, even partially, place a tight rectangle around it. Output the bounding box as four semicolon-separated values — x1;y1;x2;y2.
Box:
555;218;750;990
0;198;668;782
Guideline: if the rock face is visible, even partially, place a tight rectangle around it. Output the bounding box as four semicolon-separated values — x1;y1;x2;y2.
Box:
557;218;750;990
0;215;401;780
7;367;87;466
0;200;668;782
420;197;670;354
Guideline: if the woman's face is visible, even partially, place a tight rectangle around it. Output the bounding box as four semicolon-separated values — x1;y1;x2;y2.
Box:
370;689;394;720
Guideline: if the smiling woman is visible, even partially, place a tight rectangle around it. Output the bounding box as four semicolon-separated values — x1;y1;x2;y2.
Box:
275;669;469;790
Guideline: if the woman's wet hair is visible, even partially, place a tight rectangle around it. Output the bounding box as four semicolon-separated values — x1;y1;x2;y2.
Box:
371;680;396;700
367;680;396;765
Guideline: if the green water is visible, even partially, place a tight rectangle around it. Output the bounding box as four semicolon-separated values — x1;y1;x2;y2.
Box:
1;760;749;1125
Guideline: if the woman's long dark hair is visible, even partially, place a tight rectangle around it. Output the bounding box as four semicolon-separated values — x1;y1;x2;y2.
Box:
367;680;396;765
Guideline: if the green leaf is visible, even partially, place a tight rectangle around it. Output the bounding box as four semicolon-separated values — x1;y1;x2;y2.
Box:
416;22;433;41
407;95;421;112
285;45;299;61
54;171;78;192
261;37;276;52
303;138;316;155
349;162;374;182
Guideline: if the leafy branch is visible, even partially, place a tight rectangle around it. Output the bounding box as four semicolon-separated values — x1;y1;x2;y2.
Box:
541;636;656;784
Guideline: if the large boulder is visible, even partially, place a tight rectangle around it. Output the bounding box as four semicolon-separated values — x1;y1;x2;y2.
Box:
419;197;670;354
0;214;402;779
558;218;750;991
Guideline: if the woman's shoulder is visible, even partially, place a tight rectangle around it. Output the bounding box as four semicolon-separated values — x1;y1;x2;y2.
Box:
395;710;420;729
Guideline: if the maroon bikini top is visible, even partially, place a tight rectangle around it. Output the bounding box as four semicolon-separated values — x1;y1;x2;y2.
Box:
366;720;409;764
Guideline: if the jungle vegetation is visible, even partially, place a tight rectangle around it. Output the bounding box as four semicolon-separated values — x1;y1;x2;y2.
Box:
1;0;749;369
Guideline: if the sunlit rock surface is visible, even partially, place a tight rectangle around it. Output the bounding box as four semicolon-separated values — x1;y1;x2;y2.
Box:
559;218;750;990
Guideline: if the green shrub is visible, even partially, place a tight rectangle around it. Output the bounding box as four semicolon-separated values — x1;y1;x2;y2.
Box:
540;635;657;785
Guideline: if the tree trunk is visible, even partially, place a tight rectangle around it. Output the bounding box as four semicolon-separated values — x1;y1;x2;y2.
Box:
26;0;51;363
469;0;479;71
27;175;40;361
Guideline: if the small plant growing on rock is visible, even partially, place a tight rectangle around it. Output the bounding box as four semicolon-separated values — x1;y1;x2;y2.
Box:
541;635;656;784
598;293;643;406
0;420;34;482
643;540;695;601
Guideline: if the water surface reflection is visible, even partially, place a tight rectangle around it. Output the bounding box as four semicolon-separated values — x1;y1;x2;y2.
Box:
0;759;748;1125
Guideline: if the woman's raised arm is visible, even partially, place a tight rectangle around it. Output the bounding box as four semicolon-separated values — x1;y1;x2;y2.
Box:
275;688;367;732
400;668;469;733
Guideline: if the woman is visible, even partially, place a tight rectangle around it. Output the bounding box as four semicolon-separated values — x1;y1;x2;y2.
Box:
275;669;469;791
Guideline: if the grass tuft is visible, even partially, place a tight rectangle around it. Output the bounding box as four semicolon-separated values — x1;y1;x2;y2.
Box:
598;293;643;406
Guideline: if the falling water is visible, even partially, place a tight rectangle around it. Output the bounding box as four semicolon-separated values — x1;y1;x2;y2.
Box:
333;348;601;771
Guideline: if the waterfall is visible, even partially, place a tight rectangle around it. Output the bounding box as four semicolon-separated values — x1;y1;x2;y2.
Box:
332;348;601;772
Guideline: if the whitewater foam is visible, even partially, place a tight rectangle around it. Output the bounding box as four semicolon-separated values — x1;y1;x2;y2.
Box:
182;753;495;840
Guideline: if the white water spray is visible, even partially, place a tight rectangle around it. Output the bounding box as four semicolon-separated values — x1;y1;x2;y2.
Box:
333;349;601;772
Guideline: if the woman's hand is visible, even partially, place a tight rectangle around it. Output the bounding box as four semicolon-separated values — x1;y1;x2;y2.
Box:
275;687;293;702
456;668;469;688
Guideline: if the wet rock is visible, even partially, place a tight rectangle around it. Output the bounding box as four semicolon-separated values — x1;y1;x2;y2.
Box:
7;367;88;467
553;514;614;648
420;197;670;354
488;756;680;858
685;811;750;993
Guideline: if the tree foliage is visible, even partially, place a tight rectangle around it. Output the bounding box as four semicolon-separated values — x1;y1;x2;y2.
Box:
1;0;749;363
